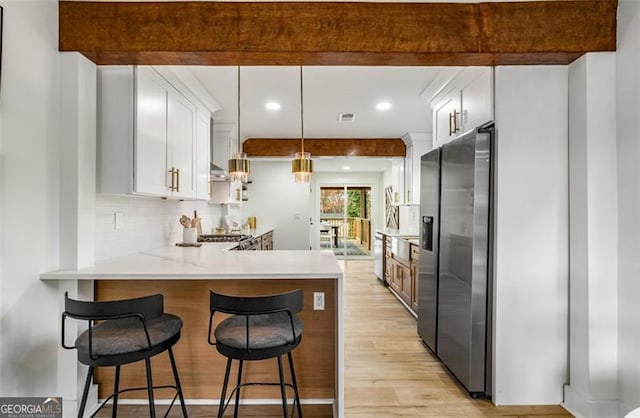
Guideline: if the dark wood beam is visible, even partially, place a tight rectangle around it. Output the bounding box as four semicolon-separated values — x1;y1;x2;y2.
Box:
243;138;406;158
59;1;617;66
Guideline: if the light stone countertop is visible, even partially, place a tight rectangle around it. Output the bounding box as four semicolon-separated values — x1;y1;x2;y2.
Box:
43;243;345;418
376;229;419;239
40;246;343;281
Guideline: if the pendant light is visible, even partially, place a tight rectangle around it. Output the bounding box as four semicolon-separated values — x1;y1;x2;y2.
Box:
292;66;313;183
228;66;250;183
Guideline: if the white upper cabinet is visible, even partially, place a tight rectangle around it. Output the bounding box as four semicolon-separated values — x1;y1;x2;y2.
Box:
97;66;210;200
212;124;235;172
167;89;196;199
195;111;211;201
391;158;405;205
405;145;413;204
433;88;462;148
404;133;432;205
431;67;493;148
460;68;493;134
134;67;170;196
209;180;242;205
209;124;243;205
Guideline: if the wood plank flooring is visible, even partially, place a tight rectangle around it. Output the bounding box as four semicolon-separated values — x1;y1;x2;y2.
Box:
95;259;570;417
340;260;570;417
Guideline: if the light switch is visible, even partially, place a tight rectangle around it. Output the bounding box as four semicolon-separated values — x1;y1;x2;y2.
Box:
114;212;124;230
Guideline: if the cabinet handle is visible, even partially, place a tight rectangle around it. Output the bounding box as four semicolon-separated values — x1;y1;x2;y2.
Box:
449;112;454;136
168;168;176;191
175;168;180;193
208;179;213;198
407;190;412;202
394;191;400;203
452;109;460;134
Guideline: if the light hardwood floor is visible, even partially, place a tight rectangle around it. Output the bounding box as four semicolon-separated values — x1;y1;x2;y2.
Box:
340;260;570;417
96;259;570;417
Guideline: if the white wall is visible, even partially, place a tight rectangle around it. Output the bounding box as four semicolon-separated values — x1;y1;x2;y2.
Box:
616;2;640;414
493;66;569;405
0;1;61;396
565;52;619;418
95;195;220;260
240;160;311;250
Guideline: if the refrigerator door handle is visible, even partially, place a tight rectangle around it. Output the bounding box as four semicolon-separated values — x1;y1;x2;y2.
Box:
422;216;434;251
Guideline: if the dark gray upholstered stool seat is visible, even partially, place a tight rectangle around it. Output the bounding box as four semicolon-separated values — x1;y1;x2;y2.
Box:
208;289;304;418
214;312;303;359
62;293;188;418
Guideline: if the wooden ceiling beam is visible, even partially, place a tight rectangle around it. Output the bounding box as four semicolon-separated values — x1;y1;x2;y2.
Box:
59;1;617;66
242;138;406;158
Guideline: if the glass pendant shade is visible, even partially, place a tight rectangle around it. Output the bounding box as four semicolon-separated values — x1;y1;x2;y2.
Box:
292;151;313;183
229;152;250;183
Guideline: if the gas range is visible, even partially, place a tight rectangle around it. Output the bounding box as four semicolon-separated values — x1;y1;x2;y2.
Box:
198;234;251;243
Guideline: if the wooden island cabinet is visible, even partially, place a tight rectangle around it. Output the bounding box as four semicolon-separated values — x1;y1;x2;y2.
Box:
41;247;344;417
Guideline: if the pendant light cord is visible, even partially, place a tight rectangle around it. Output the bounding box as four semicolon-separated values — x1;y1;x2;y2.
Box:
237;65;241;152
300;66;304;154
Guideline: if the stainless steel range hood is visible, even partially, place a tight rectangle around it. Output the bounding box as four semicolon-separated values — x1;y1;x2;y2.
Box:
210;118;230;181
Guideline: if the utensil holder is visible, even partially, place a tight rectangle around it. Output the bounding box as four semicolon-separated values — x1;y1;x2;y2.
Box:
183;227;197;244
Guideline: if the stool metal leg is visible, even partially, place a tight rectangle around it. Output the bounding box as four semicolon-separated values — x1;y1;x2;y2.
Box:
287;352;303;418
218;358;233;418
145;358;156;418
234;360;243;418
112;365;120;418
78;366;94;418
277;356;288;418
168;347;189;417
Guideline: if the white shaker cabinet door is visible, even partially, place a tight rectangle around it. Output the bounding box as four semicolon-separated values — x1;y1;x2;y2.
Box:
460;68;493;132
433;89;461;148
196;110;211;200
167;90;197;199
135;67;169;196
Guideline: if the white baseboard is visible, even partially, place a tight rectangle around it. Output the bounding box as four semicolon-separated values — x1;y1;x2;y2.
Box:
563;384;620;418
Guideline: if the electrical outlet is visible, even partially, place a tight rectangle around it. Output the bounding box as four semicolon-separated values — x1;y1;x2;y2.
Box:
114;212;124;230
313;292;325;310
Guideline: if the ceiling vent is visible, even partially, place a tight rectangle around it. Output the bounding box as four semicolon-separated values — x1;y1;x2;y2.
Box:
338;113;357;122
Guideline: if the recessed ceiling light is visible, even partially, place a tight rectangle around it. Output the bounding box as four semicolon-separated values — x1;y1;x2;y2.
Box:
265;101;281;111
344;166;351;170
376;101;392;111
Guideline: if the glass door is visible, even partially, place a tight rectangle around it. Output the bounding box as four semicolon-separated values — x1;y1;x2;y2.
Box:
320;185;372;258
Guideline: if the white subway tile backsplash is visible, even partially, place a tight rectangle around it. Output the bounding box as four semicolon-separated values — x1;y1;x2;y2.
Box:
95;194;222;260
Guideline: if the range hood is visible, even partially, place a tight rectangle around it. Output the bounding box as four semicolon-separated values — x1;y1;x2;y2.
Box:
210;118;230;181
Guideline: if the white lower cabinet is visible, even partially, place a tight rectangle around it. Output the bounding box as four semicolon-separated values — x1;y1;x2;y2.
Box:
98;65;209;200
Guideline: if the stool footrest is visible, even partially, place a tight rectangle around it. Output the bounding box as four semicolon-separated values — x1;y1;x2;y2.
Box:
220;382;300;418
92;385;180;418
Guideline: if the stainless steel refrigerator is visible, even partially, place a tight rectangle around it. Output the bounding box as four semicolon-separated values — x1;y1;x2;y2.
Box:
417;125;493;398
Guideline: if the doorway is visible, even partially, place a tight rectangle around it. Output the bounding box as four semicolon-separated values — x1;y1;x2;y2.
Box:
319;186;372;258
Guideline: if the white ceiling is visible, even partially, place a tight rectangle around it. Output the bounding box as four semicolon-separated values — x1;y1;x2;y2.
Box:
183;66;457;140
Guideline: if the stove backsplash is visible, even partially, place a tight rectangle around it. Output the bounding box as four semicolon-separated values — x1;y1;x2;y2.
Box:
95;194;221;261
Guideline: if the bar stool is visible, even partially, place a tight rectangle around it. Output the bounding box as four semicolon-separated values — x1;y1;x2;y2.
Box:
61;292;188;418
208;289;304;418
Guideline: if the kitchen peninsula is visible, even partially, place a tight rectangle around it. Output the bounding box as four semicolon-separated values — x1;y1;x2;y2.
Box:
41;247;344;417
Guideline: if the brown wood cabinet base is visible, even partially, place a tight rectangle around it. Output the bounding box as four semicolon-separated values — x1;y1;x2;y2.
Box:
94;279;336;401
